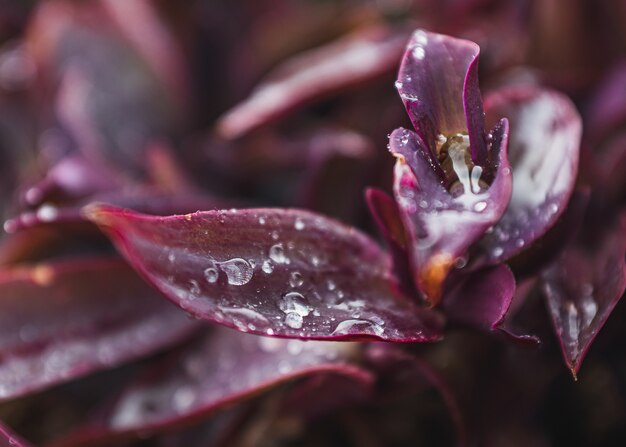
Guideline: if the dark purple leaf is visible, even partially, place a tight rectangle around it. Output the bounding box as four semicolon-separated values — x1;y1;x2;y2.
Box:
442;264;515;332
85;205;444;342
365;188;415;299
4;189;225;235
395;29;487;165
20;153;125;208
52;328;371;445
474;86;582;266
0;258;197;401
216;27;410;139
0;422;30;447
541;217;626;377
390;121;511;304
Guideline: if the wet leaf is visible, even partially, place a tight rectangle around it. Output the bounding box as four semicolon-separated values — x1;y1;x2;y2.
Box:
0;258;197;401
390;122;511;304
474;86;582;266
86;205;444;342
52;328;371;445
541;217;626;376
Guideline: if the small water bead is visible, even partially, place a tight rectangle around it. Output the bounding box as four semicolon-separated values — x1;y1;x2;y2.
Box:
394;80;403;89
548;203;559;214
189;280;201;296
279;292;310;317
327;280;337;291
204;267;219;283
515;238;525;248
412;45;425;60
269;244;289;264
492;247;504;258
262;260;274;274
294;218;305;230
473;201;487;212
332;319;384;337
271;231;279;240
218;258;254;286
258;216;266;225
284;312;304;329
289;271;304;288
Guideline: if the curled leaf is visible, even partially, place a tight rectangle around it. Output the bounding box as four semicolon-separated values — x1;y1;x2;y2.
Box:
86;205;443;342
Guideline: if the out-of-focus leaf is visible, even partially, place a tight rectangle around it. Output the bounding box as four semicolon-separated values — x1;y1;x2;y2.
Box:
541;217;626;377
216;26;410;139
86;205;444;342
0;421;30;447
473;87;581;266
51;328;371;446
0;258;197;401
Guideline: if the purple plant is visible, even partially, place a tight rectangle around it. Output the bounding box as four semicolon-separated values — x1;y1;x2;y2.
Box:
1;2;625;446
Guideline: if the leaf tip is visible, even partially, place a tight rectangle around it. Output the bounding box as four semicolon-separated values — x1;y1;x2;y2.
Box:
418;253;454;306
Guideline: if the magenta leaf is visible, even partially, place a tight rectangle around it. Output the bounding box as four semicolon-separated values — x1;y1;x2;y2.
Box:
390;123;511;305
442;264;516;332
0;258;197;401
0;422;30;447
396;29;487;165
390;30;513;304
216;27;409;139
52;328;372;445
85;205;443;342
474;86;582;265
541;217;626;377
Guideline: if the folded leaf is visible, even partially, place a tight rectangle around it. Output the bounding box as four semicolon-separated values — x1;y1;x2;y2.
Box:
86;205;444;342
0;258;197;401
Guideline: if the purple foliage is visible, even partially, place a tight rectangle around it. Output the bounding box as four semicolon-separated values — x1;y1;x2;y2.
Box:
0;2;624;446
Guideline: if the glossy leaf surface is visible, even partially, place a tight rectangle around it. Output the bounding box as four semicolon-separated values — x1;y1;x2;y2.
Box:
542;218;626;376
86;205;443;342
475;87;582;266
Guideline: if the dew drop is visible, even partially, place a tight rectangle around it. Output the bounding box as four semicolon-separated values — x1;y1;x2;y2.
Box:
279;292;310;317
294;218;305;230
204;267;219;284
332;319;384;337
258;216;266;225
284;312;303;329
269;244;289;264
474;201;487;212
327;280;337;291
262;260;274;274
492;247;504;258
289;271;304;288
394;80;403;89
189;279;201;295
218;258;254;286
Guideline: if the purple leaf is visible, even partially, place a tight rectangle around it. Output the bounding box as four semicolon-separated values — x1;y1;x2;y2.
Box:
0;422;30;447
395;29;487;165
541;217;626;377
390;30;514;304
0;258;197;401
390;122;511;305
474;86;582;266
442;264;516;332
216;27;410;139
52;328;372;445
85;205;443;342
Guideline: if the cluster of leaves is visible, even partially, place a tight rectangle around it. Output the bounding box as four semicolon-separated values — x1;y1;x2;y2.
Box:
0;1;625;446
